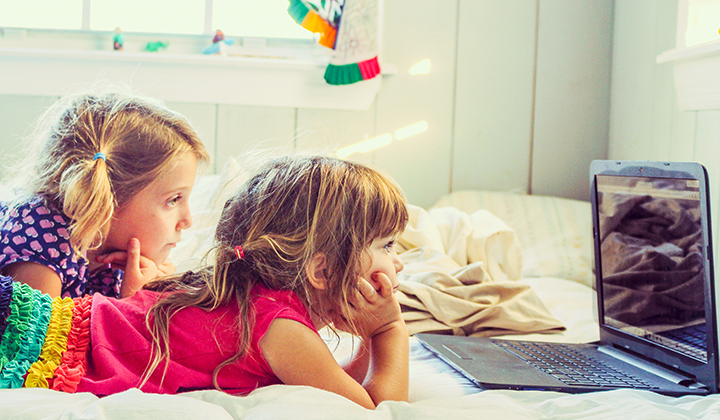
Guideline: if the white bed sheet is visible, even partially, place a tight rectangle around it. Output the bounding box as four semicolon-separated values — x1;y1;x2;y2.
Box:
3;374;720;420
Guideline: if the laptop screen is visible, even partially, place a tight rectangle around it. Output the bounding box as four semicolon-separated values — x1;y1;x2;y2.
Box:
596;173;708;362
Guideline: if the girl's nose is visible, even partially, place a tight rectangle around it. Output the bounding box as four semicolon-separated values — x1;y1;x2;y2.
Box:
178;206;193;230
393;253;404;274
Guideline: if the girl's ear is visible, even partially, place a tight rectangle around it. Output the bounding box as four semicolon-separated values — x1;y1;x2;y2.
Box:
306;253;328;290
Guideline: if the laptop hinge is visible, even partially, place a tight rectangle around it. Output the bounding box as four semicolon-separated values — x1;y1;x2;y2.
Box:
598;345;706;389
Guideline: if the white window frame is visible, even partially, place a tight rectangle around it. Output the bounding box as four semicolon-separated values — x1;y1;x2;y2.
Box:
656;0;720;111
0;0;387;110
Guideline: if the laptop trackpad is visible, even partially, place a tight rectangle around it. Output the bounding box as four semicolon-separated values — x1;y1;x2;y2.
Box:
430;338;566;389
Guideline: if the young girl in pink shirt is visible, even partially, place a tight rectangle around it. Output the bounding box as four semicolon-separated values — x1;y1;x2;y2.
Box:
0;155;409;409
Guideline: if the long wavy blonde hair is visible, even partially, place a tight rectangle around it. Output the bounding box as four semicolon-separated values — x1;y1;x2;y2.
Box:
16;92;210;256
143;155;409;390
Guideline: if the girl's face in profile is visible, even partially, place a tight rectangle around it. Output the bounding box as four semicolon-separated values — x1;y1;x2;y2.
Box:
360;234;404;292
101;153;198;266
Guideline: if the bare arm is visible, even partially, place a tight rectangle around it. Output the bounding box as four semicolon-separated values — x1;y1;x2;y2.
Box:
362;319;409;404
353;274;409;405
340;339;371;384
262;318;378;409
261;274;408;408
1;262;62;297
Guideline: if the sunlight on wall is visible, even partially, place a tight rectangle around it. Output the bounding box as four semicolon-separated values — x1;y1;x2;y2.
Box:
336;121;428;158
395;121;428;139
336;134;392;159
409;59;431;75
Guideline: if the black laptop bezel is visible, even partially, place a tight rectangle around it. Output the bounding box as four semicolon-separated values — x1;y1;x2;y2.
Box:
590;160;719;393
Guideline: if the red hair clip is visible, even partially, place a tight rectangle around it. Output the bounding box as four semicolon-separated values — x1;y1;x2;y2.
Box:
234;245;245;260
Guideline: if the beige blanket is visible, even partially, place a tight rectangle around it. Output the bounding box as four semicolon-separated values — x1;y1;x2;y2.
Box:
397;205;564;337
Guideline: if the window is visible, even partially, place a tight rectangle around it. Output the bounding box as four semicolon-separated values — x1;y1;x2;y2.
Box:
657;0;720;111
212;0;309;39
0;0;384;110
0;0;310;39
0;0;83;30
680;0;720;47
90;0;205;34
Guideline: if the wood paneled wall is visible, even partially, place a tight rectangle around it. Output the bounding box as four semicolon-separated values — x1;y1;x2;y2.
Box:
609;0;720;259
0;0;614;208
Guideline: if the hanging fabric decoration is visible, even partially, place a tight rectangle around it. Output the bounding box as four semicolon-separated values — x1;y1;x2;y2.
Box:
287;0;381;85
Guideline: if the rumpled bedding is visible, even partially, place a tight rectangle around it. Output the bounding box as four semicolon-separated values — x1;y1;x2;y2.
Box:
396;205;564;337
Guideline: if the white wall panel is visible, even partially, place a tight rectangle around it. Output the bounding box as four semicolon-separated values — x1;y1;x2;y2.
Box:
214;105;296;172
531;0;612;201
452;0;537;195
609;0;663;160
0;94;57;179
609;0;703;164
669;111;697;161
0;1;616;207
374;0;458;208
295;106;376;167
694;111;720;259
165;101;218;173
609;0;704;164
648;0;682;161
608;0;720;266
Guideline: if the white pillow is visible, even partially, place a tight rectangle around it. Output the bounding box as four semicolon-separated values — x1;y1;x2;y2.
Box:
432;190;595;289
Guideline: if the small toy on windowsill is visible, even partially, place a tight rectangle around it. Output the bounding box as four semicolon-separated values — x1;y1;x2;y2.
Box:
212;29;225;44
113;27;124;51
203;29;235;56
145;41;169;52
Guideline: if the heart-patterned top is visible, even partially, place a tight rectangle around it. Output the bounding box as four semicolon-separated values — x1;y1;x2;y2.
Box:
0;196;122;298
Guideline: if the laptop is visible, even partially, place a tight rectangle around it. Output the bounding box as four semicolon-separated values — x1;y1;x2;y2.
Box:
416;160;719;396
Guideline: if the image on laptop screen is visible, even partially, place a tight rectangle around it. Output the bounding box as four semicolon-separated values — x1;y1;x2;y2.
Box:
596;174;707;363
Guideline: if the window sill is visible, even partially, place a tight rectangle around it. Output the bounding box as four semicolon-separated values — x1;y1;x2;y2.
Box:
657;41;720;111
0;47;386;110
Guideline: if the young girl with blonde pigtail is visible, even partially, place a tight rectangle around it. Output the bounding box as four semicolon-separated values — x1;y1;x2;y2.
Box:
0;155;409;408
0;92;210;299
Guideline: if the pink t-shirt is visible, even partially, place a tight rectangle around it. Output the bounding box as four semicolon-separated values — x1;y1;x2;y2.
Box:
77;285;316;395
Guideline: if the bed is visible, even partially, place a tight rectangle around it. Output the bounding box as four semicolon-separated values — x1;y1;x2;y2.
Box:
2;168;720;420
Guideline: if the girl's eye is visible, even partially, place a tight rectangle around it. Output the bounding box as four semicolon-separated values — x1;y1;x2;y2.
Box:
383;241;396;252
167;195;182;207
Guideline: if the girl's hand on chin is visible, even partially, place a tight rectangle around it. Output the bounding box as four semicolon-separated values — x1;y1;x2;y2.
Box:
157;259;176;276
348;272;403;340
95;238;172;298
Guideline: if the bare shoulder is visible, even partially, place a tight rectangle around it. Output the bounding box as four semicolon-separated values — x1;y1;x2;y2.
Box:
2;261;62;297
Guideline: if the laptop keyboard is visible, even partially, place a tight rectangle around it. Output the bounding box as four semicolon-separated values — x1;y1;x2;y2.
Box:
493;340;657;389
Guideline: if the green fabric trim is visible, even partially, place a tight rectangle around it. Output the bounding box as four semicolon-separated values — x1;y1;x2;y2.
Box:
324;63;364;85
0;290;51;388
0;282;33;371
287;0;310;25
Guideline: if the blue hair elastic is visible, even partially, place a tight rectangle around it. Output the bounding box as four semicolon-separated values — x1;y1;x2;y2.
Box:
93;152;106;162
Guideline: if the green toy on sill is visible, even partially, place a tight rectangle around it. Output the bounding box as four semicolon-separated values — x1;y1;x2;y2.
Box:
145;41;169;52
